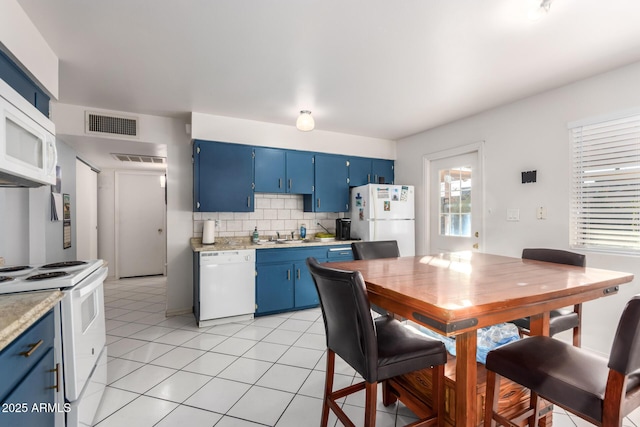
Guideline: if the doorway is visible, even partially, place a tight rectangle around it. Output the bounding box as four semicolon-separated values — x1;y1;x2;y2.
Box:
425;142;484;253
115;171;166;278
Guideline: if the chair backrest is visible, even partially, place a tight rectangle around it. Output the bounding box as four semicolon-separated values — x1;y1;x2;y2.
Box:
352;240;400;260
522;248;586;267
306;257;378;382
609;295;640;375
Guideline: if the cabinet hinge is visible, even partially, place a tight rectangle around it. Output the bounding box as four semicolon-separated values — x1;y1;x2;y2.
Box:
252;151;255;159
312;157;315;164
251;182;255;190
191;156;194;164
255;270;258;277
197;146;200;154
312;185;315;191
196;201;200;209
347;177;350;184
346;160;350;167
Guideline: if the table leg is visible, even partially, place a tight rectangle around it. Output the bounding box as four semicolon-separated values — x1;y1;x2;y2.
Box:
455;330;477;427
529;312;550;336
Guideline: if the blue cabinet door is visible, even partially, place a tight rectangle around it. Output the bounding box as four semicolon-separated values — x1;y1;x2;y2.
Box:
1;347;55;427
293;262;318;308
256;263;294;315
372;159;394;184
314;154;349;212
194;140;254;212
254;147;285;193
286;151;314;194
348;157;372;187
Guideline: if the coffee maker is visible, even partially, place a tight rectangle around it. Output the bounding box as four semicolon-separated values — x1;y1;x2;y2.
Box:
335;218;351;240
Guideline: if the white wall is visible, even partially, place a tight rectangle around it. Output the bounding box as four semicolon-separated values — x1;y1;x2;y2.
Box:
191;112;396;159
0;0;58;98
396;60;640;355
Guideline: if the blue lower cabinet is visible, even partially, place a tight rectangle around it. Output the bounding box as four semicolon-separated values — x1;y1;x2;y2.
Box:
0;309;56;427
255;263;294;315
255;245;353;316
293;262;317;308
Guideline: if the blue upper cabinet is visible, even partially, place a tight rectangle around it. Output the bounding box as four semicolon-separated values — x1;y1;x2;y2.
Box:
348;156;395;186
285;151;314;194
372;159;394;184
254;148;314;194
0;50;50;117
313;154;349;212
348;157;373;187
193;140;255;212
254;147;286;193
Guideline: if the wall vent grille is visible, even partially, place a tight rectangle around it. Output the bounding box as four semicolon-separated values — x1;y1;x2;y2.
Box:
111;153;166;164
86;111;139;138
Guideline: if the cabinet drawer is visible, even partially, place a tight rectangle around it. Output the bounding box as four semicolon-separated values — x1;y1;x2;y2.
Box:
326;246;353;261
0;310;54;401
256;246;328;264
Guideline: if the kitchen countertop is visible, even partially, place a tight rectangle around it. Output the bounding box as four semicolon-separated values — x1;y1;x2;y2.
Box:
191;237;359;252
0;290;64;352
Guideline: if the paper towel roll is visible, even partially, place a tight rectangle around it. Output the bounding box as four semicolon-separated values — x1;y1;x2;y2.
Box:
202;220;216;244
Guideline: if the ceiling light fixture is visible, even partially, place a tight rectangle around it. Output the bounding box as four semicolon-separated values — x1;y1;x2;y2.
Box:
296;110;315;132
529;0;553;20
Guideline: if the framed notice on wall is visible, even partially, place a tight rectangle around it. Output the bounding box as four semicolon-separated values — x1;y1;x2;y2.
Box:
63;193;71;249
63;221;71;249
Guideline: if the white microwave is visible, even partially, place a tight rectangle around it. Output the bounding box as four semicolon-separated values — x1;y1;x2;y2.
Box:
0;78;57;187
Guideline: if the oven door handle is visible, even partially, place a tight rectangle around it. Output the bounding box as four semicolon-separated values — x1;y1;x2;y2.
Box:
74;267;108;298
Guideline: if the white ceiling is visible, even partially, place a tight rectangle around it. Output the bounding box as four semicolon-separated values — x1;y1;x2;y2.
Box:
15;0;640;146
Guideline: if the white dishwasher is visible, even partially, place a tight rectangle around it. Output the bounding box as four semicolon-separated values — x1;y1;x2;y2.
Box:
198;249;256;327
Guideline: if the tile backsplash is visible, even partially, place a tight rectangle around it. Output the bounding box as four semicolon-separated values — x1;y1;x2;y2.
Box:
193;193;345;240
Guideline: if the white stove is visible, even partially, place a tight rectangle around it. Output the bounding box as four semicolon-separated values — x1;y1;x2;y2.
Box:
0;259;108;427
0;260;103;294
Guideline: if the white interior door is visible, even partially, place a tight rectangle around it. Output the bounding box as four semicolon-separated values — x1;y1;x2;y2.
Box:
76;159;98;260
429;149;483;253
116;171;166;278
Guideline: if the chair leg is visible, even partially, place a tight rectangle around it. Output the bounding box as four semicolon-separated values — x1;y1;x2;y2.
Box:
528;391;540;427
484;369;500;427
322;350;336;427
364;381;378;427
573;304;582;347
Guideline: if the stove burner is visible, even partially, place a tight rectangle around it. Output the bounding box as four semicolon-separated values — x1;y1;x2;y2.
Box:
40;261;88;269
0;266;32;273
0;276;14;283
25;271;70;281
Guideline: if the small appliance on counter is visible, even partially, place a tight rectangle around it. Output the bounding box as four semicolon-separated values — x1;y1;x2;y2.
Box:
336;218;351;240
202;220;216;244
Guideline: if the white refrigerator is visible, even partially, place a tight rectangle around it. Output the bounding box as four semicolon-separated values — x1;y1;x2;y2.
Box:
349;184;415;256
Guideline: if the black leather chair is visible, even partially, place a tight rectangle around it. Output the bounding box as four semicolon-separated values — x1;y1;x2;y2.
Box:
511;248;586;346
351;240;401;316
484;295;640;427
351;240;400;261
306;257;447;427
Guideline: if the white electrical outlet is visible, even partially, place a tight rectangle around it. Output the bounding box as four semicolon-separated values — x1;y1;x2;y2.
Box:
507;209;520;221
537;207;547;220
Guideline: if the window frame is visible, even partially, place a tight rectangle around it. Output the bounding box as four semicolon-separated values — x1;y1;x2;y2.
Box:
569;109;640;255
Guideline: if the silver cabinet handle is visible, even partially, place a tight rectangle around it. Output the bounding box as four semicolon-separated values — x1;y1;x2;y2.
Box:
287;270;291;280
247;196;251;207
279;178;282;188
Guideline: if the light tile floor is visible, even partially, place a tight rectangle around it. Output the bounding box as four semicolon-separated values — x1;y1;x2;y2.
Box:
95;276;640;426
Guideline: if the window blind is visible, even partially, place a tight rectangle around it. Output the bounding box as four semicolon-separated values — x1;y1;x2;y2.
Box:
570;113;640;252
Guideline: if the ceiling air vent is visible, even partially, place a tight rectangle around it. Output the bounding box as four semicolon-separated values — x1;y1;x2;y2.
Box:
112;153;166;164
86;111;139;139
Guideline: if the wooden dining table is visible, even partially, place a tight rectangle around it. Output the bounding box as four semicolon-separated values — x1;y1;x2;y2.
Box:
329;252;634;427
